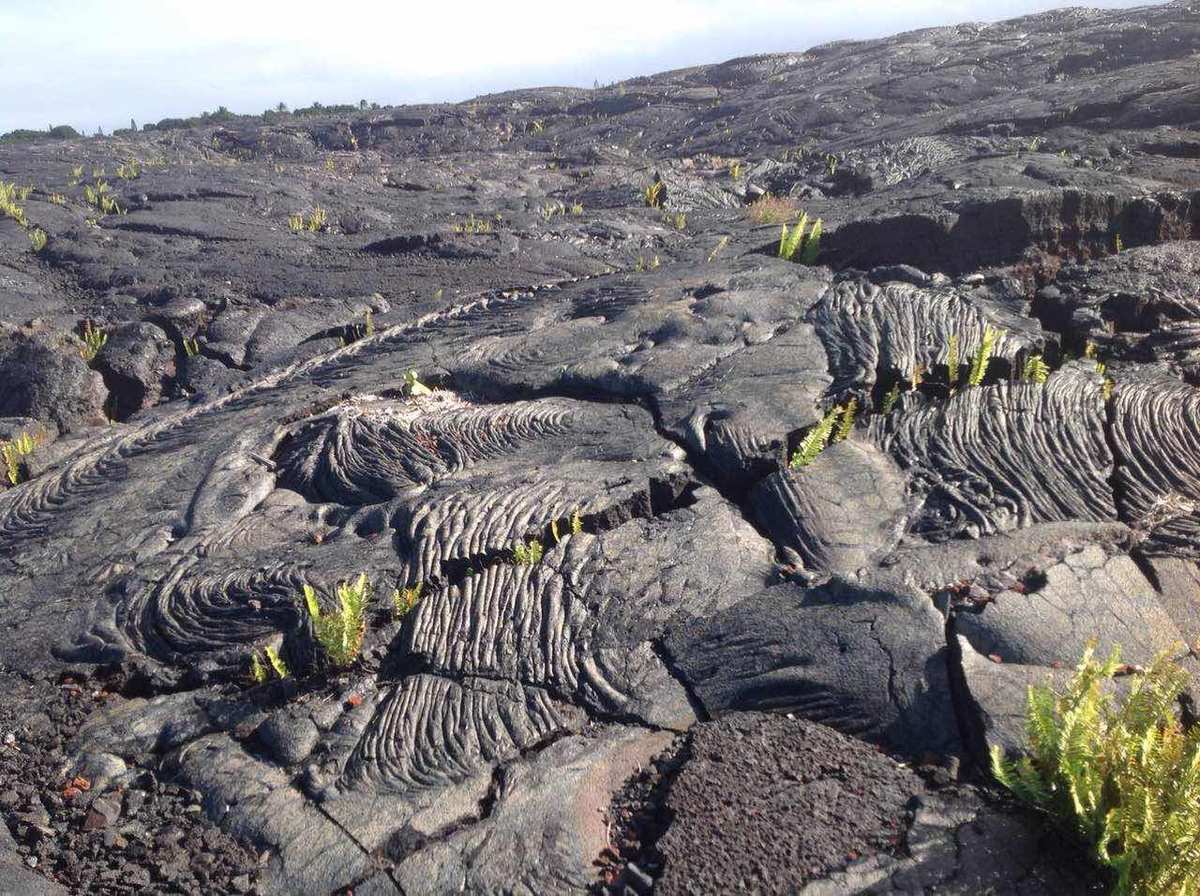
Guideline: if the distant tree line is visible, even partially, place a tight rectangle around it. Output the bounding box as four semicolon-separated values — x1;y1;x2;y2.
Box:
2;99;383;143
0;124;81;144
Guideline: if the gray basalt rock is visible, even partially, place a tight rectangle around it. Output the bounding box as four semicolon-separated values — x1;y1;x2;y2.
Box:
1;1;1200;892
0;329;108;433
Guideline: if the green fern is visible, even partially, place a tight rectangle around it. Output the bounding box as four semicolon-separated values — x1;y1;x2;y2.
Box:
799;219;822;264
392;582;423;618
250;652;267;684
265;645;289;678
881;382;902;414
778;212;822;264
790;404;841;469
835;398;857;442
991;644;1200;895
1023;354;1050;384
512;539;544;566
302;574;369;668
570;509;584;534
968;325;1002;387
80;321;107;361
1;431;37;485
947;335;960;390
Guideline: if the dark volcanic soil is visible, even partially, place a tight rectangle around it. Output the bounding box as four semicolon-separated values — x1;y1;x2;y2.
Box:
0;670;263;895
2;1;1200;893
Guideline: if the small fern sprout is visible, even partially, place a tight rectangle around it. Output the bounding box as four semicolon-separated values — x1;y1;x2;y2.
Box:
512;538;544;566
250;652;267;684
570;509;584;535
911;363;925;390
288;214;304;232
265;645;289;679
80;321;107;361
946;335;960;390
790;404;842;469
302;575;370;669
250;645;289;683
306;206;327;232
707;235;730;263
968;325;1002;387
392;582;423;619
28;228;47;252
801;220;823;265
834;398;858;442
778;212;822;264
182;337;200;357
643;180;664;208
1023;354;1050;384
2;431;38;485
881;382;902;414
550;518;561;544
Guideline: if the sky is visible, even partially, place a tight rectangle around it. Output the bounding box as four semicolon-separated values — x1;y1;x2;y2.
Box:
0;0;1163;135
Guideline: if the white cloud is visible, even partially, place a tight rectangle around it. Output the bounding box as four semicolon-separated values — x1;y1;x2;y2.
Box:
0;0;1161;134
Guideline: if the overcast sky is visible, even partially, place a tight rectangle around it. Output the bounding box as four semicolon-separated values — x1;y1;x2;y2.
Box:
0;0;1162;135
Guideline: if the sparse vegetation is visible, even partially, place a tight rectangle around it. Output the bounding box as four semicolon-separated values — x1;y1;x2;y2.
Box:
1023;354;1051;384
28;228;47;252
707;235;730;262
1;431;37;485
115;159;141;180
633;254;660;272
265;645;287;679
835;398;858;442
747;194;797;225
778;212;822;264
250;645;289;683
451;212;492;234
882;382;902;414
0;181;29;227
968;326;1002;387
570;509;584;535
302;575;369;668
289;207;327;233
183;337;201;357
947;335;960;390
992;643;1200;895
512;538;544;566
643;180;664;208
392;582;423;618
83;180;121;216
80;322;107;361
790;404;843;469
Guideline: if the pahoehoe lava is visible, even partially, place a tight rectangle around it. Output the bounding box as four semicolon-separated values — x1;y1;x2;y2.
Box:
2;2;1199;893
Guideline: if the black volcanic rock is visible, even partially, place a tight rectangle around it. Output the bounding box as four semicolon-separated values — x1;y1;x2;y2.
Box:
1;2;1200;893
